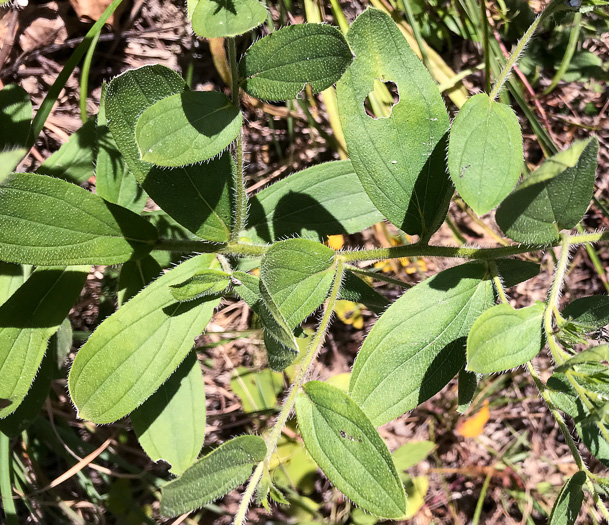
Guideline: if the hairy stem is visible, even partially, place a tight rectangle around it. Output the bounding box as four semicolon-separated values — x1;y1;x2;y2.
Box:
234;259;345;525
489;261;509;304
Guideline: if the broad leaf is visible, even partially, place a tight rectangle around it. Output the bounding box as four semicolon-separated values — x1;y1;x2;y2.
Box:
118;255;163;307
106;65;234;242
230;367;283;413
496;138;599;243
494;259;540;287
37;118;97;184
337;271;389;314
0;262;24;308
246;160;383;243
448;93;523;215
458;369;479;414
548;471;586;525
0;84;32;148
239;24;353;101
349;262;494;426
160;435;267;517
260;238;335;328
562;295;609;332
295;381;406;519
0;173;158;266
69;254;220;424
170;269;231;301
0;149;26;185
336;8;451;237
144;211;202;268
190;0;267;38
466;302;545;374
135;91;242;168
0;266;88;418
131;351;206;476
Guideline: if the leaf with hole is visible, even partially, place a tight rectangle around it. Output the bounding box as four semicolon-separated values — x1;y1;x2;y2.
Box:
170;269;231;301
69;254;220;424
336;8;451;237
160;435;267;517
349;262;494;426
548;471;586;525
239;23;353;101
131;351;206;476
189;0;267;38
496;138;599;243
448;92;523;215
467;302;545;374
135;91;242;168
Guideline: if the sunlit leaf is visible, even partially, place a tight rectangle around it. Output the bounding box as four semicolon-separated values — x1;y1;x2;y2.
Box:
190;0;267;38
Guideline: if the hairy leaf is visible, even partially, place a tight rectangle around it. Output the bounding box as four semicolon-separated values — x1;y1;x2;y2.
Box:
494;259;540;287
239;23;353;101
69;255;220;424
170;269;231;301
0;84;32;149
246;161;383;243
160;435;267;517
337;271;389;314
555;346;609;373
548;471;586;525
349;262;494;426
496;138;599;243
118;255;163;307
190;0;267;38
131;351;206;476
0;266;88;418
467;302;545;374
0;173;158;266
562;295;609;332
295;381;406;519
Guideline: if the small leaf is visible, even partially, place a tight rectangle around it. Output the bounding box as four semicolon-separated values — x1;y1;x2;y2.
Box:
295;381;407;519
548;471;586;525
118;255;163;307
230;367;283;413
190;0;267;38
246;160;384;243
0;84;32;149
391;441;435;473
160;435;267;517
448;93;523;215
458;369;479;414
496;138;599;243
467;302;545;374
555;345;609;372
0;267;88;418
349;262;494;426
131;351;206;476
69;255;220;424
562;295;609;332
170;269;231;301
135;91;242;168
239;23;353;101
337;271;389;314
0;149;26;185
0;173;158;266
0;262;24;308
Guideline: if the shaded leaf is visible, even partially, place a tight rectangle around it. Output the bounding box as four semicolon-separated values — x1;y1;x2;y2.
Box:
0;84;32;149
562;295;609;332
0;262;24;308
494;259;540;287
458;369;479;414
118;255;163;307
337;271;389;314
548;471;586;525
0;149;26;185
170;269;231;301
190;0;267;38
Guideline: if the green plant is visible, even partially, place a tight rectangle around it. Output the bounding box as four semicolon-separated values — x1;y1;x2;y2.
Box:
1;0;609;523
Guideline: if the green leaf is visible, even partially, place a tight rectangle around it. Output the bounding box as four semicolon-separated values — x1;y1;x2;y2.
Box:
562;295;609;332
295;381;406;519
555;346;609;373
263;331;299;372
0;262;24;308
160;435;267;517
68;255;220;424
494;259;540;287
230;367;283;413
458;369;479;414
144;211;202;268
190;0;267;38
0;149;26;185
338;271;389;314
0;266;88;418
37;118;97;184
466;302;545;374
118;255;163;307
391;441;435;473
349;262;494;426
448;92;523;215
548;471;586;525
232;270;262;307
496;138;599;243
0;173;158;266
135;91;242;168
97;83;147;213
336;8;452;237
170;269;231;301
0;84;32;149
246;160;383;243
239;23;353;101
131;351;206;476
260;238;335;328
106;65;234;242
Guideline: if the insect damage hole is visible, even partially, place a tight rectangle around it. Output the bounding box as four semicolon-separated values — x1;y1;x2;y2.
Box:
363;80;400;119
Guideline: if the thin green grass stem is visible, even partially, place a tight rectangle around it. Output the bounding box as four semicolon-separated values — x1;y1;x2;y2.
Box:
543;12;582;95
0;433;18;525
79;30;100;123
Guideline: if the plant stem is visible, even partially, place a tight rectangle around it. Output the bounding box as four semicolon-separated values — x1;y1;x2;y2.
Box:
233;260;345;525
227;37;247;243
0;433;18;525
79;30;100;123
489;261;509;304
489;0;565;100
398;0;430;69
480;0;491;93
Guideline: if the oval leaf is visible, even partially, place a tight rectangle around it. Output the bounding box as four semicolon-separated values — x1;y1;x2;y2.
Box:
190;0;267;38
562;295;609;332
170;269;231;301
548;471;586;525
160;435;266;517
448;92;523;215
296;381;406;519
131;351;206;476
69;254;220;423
0;173;158;266
239;23;353;101
349;262;494;426
336;8;451;237
496;138;599;243
135;91;242;168
467;302;545;374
